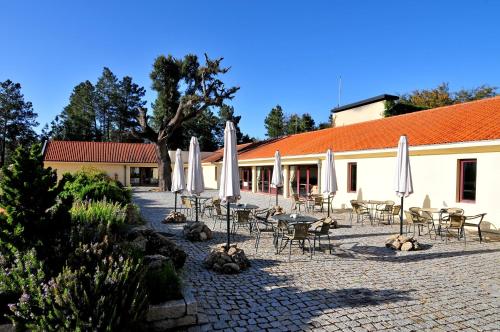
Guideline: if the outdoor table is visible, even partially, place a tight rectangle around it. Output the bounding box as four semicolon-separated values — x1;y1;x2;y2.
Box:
272;213;319;224
229;203;259;211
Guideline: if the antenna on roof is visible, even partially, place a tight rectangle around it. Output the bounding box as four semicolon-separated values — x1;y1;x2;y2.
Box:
338;75;342;107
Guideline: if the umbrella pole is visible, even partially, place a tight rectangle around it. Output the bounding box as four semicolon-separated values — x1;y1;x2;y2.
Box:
226;201;230;251
327;195;331;217
275;189;278;207
174;192;177;212
195;196;199;222
400;197;404;235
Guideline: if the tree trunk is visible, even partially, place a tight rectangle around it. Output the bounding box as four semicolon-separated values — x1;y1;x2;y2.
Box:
156;142;172;191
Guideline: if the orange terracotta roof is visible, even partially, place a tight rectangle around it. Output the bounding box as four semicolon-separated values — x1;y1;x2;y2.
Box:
43;141;158;163
239;97;500;160
202;143;254;163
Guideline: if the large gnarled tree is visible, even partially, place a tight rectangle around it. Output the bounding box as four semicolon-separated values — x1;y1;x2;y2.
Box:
138;54;239;191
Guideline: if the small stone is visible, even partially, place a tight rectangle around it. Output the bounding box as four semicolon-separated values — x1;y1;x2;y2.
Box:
199;232;207;241
228;247;238;256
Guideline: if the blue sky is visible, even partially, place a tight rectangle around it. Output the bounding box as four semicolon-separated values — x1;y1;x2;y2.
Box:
1;0;499;139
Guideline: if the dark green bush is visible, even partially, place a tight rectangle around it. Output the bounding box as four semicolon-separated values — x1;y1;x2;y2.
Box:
8;240;148;331
145;260;182;304
0;145;73;273
60;168;131;205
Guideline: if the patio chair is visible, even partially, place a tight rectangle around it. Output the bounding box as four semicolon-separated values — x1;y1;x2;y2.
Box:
439;208;464;236
231;210;254;237
390;205;401;224
376;200;395;224
274;219;290;254
463;213;487;243
180;196;194;217
441;213;466;245
310;195;324;214
254;208;277;253
308;216;333;254
353;202;372;225
348;200;358;224
404;210;429;237
212;200;228;229
279;222;313;261
291;194;307;212
202;197;219;218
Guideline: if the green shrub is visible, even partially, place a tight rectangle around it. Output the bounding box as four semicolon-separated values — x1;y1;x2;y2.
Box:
145;260;182;304
70;200;127;244
8;241;148;331
0;145;73;273
60;168;131;205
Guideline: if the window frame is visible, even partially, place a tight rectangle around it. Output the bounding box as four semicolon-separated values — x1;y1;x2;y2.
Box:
457;159;477;203
347;162;357;193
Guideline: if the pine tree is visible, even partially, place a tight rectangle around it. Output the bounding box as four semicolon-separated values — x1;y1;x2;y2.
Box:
96;67;119;141
0;80;39;166
264;105;285;138
114;76;146;142
58;81;99;140
0;144;72;267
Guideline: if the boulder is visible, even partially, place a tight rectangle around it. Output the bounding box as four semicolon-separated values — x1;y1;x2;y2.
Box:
163;211;187;224
222;263;240;274
203;245;250;274
183;222;213;242
127;226;186;269
401;242;413;251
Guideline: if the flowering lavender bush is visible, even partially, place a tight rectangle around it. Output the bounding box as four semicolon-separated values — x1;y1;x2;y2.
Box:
7;240;148;331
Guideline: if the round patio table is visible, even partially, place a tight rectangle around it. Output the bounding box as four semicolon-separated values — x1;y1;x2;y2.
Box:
272;214;319;224
229;203;259;210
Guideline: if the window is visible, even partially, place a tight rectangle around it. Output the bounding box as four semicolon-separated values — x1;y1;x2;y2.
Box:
458;159;476;202
348;162;357;193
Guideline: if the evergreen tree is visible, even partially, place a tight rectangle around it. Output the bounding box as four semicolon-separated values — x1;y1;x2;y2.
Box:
58;81;99;141
264;105;285;138
0;144;72;269
285;113;302;135
300;113;315;132
216;105;255;146
0;80;38;167
114;76;146;142
95;67;119;141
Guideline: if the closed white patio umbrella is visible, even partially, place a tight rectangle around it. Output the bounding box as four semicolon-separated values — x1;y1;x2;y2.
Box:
171;148;186;212
219;121;240;250
394;135;413;235
270;150;283;206
187;137;205;222
322;149;338;217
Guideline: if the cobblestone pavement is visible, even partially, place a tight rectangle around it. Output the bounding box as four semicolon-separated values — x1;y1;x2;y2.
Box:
133;188;500;332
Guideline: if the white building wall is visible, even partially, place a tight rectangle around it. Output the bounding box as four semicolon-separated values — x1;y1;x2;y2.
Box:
202;164;221;189
333;100;386;127
323;151;500;230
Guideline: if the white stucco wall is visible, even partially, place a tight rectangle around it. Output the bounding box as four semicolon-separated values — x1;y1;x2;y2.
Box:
202;164;221;189
321;149;500;230
333;100;386;126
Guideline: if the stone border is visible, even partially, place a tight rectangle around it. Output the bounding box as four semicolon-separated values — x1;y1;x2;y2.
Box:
146;283;198;331
0;324;13;332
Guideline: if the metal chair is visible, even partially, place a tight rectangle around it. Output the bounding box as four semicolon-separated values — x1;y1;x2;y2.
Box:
376;200;395;224
231;210;254;237
254;208;277;253
353;202;372;225
278;222;313;261
441;214;466;245
180;196;194;217
404;210;428;236
291;194;307;212
463;213;487;243
212;200;228;229
310;196;324;214
308;217;333;254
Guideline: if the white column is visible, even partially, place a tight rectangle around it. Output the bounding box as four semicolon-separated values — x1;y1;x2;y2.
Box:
283;165;290;198
317;160;322;193
251;166;257;193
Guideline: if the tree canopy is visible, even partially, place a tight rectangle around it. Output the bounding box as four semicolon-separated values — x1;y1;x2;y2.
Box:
49;68;146;142
385;83;497;117
264;105;286;138
0;79;39;166
265;105;319;137
138;53;239;190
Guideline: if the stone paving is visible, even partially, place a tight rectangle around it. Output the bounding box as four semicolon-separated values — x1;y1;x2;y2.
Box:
133;188;500;332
